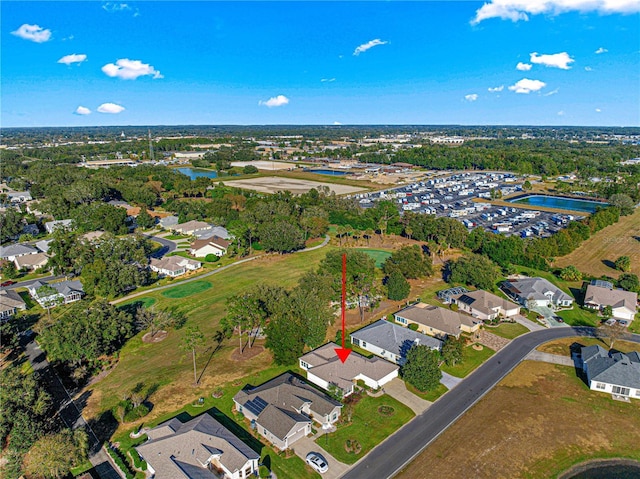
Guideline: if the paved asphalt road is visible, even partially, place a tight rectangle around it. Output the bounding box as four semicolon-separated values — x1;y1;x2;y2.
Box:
1;274;65;291
342;327;640;479
146;234;177;258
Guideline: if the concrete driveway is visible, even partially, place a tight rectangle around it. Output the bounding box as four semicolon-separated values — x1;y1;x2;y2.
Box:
440;371;463;390
293;435;350;479
382;378;432;415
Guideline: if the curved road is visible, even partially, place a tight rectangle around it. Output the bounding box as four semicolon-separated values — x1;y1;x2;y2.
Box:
342;327;640;479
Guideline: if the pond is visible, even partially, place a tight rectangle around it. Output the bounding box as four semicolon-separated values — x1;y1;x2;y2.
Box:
508;194;608;213
305;169;350;176
176;167;218;180
562;460;640;479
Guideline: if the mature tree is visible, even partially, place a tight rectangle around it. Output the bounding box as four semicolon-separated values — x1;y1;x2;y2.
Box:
386;270;410;301
243;164;259;174
257;220;305;253
608;193;635;215
0;208;24;244
0;320;20;355
301;206;329;240
400;344;442;392
287;287;334;349
265;313;305;365
598;321;629;349
1;261;19;279
136;209;156;229
136;306;186;338
23;429;88;479
181;326;205;386
614;255;631;272
618;273;639;292
522;180;532;190
382;245;433;279
224;292;267;352
447;254;500;291
441;336;464;366
602;305;613;319
559;265;582;282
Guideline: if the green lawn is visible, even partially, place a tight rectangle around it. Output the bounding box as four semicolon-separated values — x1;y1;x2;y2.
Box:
164;234;191;240
119;297;157;310
441;343;495;378
160;280;212;298
356;248;392;268
555;306;601;327
405;381;449;402
487;322;529;339
317;394;414;464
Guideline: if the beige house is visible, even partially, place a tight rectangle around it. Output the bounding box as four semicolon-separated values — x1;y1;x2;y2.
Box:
14;252;48;271
190;236;230;258
584;284;637;324
135;412;260;479
149;256;202;277
299;343;399;396
394;303;481;339
451;290;520;321
173;220;211;236
0;289;27;320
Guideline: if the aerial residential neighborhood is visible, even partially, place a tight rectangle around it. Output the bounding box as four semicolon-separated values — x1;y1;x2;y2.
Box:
1;1;639;479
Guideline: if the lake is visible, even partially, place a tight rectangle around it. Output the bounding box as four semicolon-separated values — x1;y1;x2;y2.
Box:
508;194;608;213
176;167;218;180
305;169;350;176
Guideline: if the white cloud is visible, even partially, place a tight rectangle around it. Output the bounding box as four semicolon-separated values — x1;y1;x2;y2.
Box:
74;106;91;115
516;62;532;71
11;24;52;43
102;2;130;12
488;85;504;92
544;88;559;96
558;110;565;116
258;95;290;108
471;0;640;24
58;54;87;65
353;39;388;56
508;78;547;94
101;59;163;80
333;121;342;125
465;94;479;102
595;47;608;54
595;108;602;112
584;66;593;71
97;103;125;114
321;78;336;82
530;52;574;69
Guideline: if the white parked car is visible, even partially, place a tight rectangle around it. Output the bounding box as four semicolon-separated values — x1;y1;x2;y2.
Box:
306;452;329;474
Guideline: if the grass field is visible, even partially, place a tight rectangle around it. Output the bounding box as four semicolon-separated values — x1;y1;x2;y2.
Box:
85;246;335;423
356;248;392;268
396;360;640;479
536;337;640;356
441;343;495;378
317;394;414;464
486;322;530;339
405;382;449;402
554;208;640;278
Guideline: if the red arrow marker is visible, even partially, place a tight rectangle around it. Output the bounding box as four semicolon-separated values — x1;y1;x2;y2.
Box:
335;252;352;363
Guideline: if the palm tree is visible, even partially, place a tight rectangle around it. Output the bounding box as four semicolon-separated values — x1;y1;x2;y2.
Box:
181;326;205;386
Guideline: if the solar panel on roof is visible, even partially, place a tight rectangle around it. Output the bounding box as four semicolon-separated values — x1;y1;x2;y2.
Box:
244;396;268;417
591;279;613;289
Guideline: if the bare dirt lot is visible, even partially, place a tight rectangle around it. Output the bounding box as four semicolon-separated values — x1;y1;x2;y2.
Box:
396;360;640;479
222;176;367;195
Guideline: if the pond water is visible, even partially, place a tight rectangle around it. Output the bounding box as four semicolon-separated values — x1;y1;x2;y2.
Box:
176;167;218;180
305;169;350;176
564;463;640;478
508;194;608;213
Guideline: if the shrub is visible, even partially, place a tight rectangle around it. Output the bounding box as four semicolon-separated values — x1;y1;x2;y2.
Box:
106;444;136;479
408;323;419;331
205;254;220;262
124;404;150;422
259;465;271;478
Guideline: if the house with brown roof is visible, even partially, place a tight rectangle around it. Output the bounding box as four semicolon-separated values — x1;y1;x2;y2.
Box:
451;290;520;321
190;236;230;258
394;303;481;339
0;289;27;320
299;343;399;396
584;283;637;324
135;412;259;479
233;373;342;451
149;256;202;277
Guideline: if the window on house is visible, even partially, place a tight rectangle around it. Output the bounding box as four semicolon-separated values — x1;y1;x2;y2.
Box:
595;383;606;390
352;338;359;346
612;386;630;396
635;389;640;397
361;341;367;348
332;413;337;421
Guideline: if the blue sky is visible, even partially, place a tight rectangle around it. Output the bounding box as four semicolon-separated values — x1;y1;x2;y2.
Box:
2;1;639;127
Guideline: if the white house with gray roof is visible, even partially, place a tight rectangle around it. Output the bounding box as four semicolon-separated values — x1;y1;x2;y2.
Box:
581;345;640;400
44;219;74;234
451;290;520;321
350;319;442;365
135;412;259;479
0;243;39;262
27;280;84;307
233;373;342;451
502;277;573;309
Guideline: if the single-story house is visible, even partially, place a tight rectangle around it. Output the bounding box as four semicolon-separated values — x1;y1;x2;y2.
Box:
451;290;520;321
27;280;84;307
584;283;637;324
350;319;443;365
34;239;53;254
190;236;230;258
0;289;27;320
44;219;74;234
581;345;640;400
394;303;481;339
80;231;106;243
196;225;233;240
149;256;202;277
7;191;32;203
173;220;212;236
159;215;179;229
233;373;342;450
299;343;399;396
0;243;39;262
14;252;48;271
135;412;260;479
502;277;573;309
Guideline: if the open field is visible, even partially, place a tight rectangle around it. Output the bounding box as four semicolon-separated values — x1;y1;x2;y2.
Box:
222;176;367;195
440;343;495;378
230;160;296;171
396;360;640;479
356;248;392;268
536;337;640;356
85;246;334;423
486;322;530;339
554;208;640;278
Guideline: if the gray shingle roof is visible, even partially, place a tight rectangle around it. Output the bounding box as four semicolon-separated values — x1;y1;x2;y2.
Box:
452;290;520;316
503;277;572;303
0;289;26;312
582;346;640;390
256;404;311;441
136;413;259;479
0;243;38;259
351;319;442;359
584;284;637;314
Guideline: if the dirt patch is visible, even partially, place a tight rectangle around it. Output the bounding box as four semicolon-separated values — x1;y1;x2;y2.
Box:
223;176;366;195
142;331;168;343
230;345;265;361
